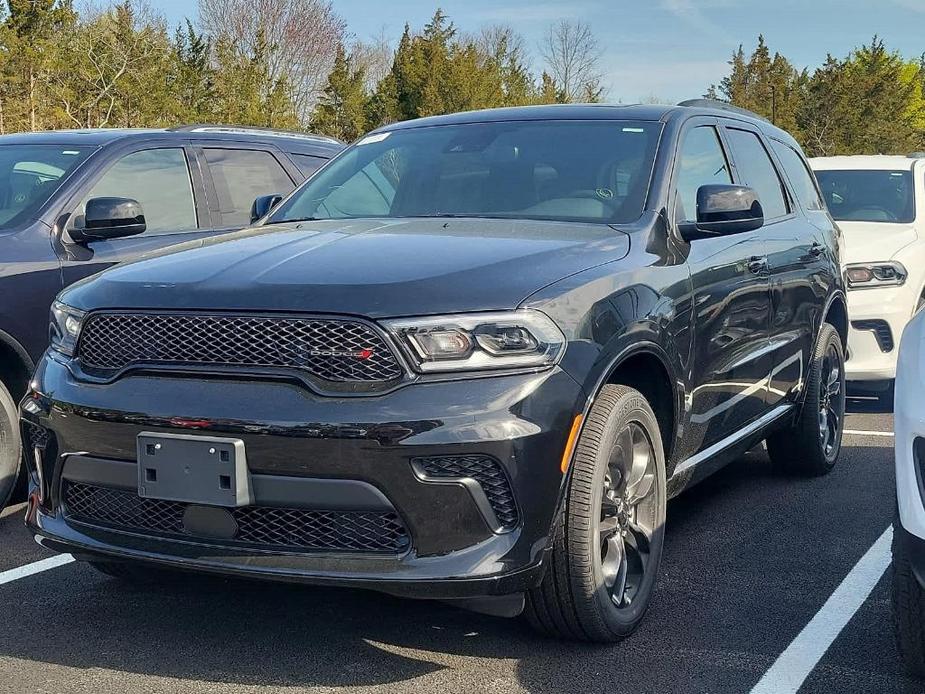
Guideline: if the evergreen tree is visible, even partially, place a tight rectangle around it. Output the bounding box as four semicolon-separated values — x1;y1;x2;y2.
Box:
310;44;367;141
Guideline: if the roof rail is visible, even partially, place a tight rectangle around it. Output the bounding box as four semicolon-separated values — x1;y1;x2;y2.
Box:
168;124;342;145
677;99;770;123
908;152;925;159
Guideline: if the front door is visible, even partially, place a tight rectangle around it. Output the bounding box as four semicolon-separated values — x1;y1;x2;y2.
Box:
675;121;772;450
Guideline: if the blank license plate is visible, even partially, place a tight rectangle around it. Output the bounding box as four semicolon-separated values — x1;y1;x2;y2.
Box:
137;432;252;507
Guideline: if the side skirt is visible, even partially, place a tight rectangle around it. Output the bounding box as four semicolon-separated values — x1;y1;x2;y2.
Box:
667;403;795;498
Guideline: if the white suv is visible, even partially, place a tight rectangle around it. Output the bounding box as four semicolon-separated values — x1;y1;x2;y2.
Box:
811;155;924;396
893;307;925;675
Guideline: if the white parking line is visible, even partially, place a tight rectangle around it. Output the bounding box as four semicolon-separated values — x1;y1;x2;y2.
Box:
844;429;894;438
750;525;893;694
0;554;74;586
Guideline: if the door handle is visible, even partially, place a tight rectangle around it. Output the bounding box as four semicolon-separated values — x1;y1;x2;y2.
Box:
747;256;768;274
810;242;825;257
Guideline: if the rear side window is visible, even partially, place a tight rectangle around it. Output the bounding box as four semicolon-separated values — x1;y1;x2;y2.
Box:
290;153;327;177
770;140;824;211
674;126;732;223
203;149;295;227
725;128;789;220
82;148;197;233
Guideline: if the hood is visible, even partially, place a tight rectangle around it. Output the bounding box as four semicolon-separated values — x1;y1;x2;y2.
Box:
837;221;918;265
62;217;633;317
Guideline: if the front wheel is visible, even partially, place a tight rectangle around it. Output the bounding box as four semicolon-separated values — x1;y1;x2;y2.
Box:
525;384;667;642
766;323;845;476
0;381;22;510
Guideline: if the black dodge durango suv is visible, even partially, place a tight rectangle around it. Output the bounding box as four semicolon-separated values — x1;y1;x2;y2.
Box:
21;102;847;641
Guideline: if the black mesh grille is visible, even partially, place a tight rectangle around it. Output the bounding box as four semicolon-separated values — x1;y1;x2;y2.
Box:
77;313;403;383
414;456;519;530
63;482;410;554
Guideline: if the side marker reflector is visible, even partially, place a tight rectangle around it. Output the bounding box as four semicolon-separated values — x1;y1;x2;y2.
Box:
560;415;583;473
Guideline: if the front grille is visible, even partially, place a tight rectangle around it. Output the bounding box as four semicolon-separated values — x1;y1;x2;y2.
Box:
414;456;519;530
851;319;894;353
77;313;403;384
63;482;411;554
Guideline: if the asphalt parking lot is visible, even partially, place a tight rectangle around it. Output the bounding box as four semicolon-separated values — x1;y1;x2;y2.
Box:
0;399;917;694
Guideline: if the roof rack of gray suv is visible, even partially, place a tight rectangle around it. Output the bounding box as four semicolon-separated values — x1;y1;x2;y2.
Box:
168;124;342;144
677;99;770;123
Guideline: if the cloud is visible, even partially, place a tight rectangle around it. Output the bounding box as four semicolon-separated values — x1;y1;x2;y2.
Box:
474;1;598;23
659;0;734;40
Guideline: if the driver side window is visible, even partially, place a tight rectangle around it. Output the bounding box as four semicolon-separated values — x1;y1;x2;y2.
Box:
75;148;197;234
674;126;732;223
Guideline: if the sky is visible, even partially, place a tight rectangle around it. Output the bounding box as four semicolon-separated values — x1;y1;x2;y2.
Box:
154;0;925;103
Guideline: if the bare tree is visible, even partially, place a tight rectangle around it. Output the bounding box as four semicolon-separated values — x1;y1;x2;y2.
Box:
199;0;346;124
540;20;604;103
351;27;393;95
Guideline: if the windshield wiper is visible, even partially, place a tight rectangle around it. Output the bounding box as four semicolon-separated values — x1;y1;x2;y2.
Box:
265;216;319;224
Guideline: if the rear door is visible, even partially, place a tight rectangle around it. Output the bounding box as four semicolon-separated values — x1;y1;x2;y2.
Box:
58;141;215;286
675;118;772;448
192;143;301;231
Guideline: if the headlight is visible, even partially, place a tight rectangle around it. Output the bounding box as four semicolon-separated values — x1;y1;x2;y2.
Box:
844;261;907;289
49;301;86;356
384;310;566;373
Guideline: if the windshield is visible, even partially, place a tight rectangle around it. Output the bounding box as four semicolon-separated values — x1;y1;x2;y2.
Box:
269;120;662;225
0;145;93;226
815;169;915;223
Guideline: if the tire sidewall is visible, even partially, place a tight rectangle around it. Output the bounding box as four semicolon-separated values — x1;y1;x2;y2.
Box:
582;391;667;633
810;326;846;469
0;381;22;509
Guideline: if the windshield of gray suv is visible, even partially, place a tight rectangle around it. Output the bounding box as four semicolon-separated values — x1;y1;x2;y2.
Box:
269;119;662;225
815;169;915;223
0;144;93;226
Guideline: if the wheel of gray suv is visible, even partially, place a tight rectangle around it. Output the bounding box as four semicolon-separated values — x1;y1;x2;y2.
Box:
766;323;845;476
0;381;22;510
893;518;925;677
525;384;667;642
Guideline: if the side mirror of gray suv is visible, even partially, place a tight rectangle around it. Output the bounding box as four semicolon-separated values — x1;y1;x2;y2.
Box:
251;194;283;224
679;184;764;241
71;197;147;242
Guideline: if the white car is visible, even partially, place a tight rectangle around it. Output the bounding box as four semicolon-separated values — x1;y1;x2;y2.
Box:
811;155;925;398
893;307;925;675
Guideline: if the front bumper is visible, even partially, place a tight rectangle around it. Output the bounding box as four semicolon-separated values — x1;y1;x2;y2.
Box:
22;354;584;599
846;287;913;382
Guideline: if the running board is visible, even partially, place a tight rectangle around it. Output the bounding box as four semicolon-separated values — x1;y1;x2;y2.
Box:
670;403;795;482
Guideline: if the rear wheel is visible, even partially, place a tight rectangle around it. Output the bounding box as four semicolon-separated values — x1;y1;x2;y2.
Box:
766;323;845;476
525;384;666;642
0;381;22;510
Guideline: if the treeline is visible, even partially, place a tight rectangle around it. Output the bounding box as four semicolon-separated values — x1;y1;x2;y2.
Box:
0;1;601;137
1;0;923;158
708;35;925;156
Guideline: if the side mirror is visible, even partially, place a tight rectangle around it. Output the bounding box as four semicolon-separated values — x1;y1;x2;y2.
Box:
71;197;146;242
251;194;283;224
679;184;764;242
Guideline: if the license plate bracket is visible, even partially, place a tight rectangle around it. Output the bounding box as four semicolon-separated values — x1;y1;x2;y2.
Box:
137;432;252;507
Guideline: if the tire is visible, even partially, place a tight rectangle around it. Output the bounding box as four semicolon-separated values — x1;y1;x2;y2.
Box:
892;520;925;678
766;323;845;476
0;381;22;511
525;384;667;642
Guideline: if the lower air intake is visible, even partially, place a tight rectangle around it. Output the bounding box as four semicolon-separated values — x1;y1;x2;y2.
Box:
63;482;410;554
